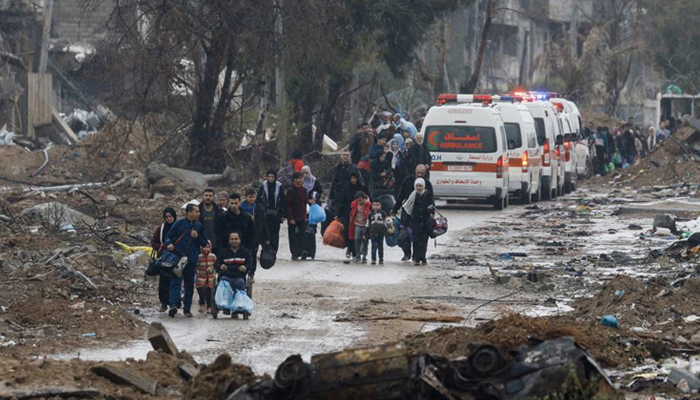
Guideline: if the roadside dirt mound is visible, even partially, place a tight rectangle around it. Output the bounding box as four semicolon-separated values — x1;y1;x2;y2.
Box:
184;354;256;400
0;350;254;400
614;133;700;187
406;312;645;367
573;275;700;330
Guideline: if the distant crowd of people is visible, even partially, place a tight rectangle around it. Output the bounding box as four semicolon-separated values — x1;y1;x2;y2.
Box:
588;116;677;176
149;112;437;318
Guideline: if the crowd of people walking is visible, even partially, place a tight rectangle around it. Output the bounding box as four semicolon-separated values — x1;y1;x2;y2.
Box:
150;112;436;318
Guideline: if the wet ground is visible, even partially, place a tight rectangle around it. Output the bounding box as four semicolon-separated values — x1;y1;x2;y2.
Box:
57;184;700;384
58;203;523;374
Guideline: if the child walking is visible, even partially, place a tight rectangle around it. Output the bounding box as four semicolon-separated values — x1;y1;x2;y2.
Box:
369;199;390;265
349;191;371;263
196;241;216;313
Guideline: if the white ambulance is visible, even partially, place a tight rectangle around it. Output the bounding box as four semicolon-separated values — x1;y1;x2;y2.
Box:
523;99;565;200
494;99;542;204
426;94;510;210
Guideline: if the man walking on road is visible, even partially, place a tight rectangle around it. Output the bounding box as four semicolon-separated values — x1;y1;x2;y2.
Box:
165;204;208;318
257;170;285;252
286;172;309;261
216;193;256;256
199;188;223;250
242;188;270;267
329;152;362;209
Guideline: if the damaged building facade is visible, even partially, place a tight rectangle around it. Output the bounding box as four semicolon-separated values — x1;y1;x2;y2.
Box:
0;0;116;145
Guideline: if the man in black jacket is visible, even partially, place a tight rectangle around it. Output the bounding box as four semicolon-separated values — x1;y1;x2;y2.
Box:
348;124;363;165
257;170;285;252
242;188;269;267
216;192;256;256
329;151;362;208
199;188;223;249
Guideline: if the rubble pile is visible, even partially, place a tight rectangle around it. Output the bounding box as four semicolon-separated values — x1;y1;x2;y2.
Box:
0;348;254;400
615;126;700;188
406;312;646;368
574;276;700;340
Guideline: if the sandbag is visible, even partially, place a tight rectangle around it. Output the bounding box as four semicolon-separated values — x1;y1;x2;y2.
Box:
309;204;326;225
232;290;254;314
323;219;346;249
215;280;234;309
259;245;276;269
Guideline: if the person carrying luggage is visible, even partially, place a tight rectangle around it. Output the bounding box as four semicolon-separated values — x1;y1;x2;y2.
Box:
164;204;208;318
150;207;176;312
302;166;323;259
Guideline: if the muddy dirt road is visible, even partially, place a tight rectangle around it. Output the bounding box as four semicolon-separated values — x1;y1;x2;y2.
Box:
58;203;527;374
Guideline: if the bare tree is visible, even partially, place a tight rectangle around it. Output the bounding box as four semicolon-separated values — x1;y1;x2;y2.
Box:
461;0;496;94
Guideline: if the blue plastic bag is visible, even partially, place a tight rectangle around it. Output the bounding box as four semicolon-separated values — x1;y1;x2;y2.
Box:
309;204;326;225
215;280;234;309
231;289;254;314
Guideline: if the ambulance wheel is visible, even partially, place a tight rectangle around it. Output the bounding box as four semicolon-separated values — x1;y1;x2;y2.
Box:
494;195;505;210
522;189;532;205
505;194;510;208
552;187;557;199
243;312;250;320
565;180;572;194
532;184;541;203
542;184;552;200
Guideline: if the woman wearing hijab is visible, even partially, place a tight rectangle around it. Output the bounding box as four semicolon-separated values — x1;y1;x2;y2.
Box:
150;207;177;312
302;166;323;259
401;178;433;266
388;139;404;192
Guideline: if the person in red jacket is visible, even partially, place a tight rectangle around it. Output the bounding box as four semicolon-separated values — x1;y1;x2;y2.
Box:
288;150;304;173
349;191;371;263
285;172;309;260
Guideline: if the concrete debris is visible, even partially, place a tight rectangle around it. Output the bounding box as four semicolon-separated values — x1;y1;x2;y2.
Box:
90;364;158;395
63;109;102;140
147;322;179;355
0;386;101;400
653;214;678;234
0;127;15;146
146;163;209;193
19;202;95;227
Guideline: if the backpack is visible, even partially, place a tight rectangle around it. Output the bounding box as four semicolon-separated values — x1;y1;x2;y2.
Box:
278;163;295;190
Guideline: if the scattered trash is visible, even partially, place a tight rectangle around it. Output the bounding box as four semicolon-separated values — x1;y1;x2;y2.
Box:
601;315;619;328
81;333;96;338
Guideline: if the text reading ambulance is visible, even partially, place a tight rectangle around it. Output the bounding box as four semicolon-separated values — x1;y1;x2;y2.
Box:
425;94;510;210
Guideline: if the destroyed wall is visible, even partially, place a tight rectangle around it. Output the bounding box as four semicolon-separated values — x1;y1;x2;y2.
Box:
52;0;117;43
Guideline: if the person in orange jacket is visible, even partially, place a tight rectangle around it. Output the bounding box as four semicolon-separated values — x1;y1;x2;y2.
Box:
288;150;304;173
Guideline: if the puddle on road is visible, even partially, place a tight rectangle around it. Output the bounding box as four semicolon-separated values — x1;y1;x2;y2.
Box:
56;307;363;375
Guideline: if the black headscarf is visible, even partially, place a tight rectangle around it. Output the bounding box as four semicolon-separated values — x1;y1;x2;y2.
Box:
163;207;177;233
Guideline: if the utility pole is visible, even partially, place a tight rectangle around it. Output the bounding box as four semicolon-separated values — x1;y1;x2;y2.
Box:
570;0;578;60
35;0;53;74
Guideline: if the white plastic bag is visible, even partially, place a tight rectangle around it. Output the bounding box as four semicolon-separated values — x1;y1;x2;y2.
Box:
231;289;254;314
215;280;234;309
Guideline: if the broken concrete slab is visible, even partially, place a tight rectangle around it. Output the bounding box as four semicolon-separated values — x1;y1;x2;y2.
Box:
0;386;101;400
178;362;199;381
19;202;95;227
147;322;178;355
90;364;157;395
146;163;208;193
